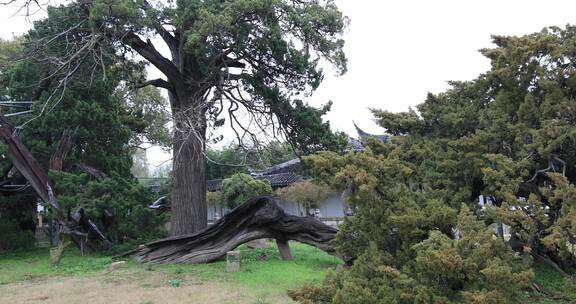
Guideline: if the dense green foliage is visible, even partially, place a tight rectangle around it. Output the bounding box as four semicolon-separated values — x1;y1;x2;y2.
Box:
295;148;534;303
374;25;576;272
1;6;146;176
85;0;348;152
292;25;576;303
205;146;249;180
51;172;167;251
0;189;37;251
221;173;272;208
0;219;35;252
0;5;168;251
0;5;158;175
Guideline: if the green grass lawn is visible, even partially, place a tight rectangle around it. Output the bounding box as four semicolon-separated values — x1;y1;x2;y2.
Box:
157;243;342;298
0;242;340;302
0;247;113;285
1;243;574;303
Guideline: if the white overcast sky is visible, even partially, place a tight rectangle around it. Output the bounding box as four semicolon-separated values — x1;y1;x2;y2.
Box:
1;1;576;166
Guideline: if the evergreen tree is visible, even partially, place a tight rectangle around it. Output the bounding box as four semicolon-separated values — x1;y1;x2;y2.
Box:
291;25;576;303
0;6;167;251
373;25;576;273
8;0;348;236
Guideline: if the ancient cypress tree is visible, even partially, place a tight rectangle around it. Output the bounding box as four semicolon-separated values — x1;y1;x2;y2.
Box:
7;0;348;236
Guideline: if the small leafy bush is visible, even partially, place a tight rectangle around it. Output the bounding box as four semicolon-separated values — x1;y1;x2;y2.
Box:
221;173;272;208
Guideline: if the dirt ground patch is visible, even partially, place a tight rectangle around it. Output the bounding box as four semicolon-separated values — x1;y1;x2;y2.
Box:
0;270;293;304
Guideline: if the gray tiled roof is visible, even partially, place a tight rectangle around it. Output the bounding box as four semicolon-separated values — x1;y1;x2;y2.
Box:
206;172;303;192
249;158;301;176
347;137;364;152
207;179;223;192
255;172;302;187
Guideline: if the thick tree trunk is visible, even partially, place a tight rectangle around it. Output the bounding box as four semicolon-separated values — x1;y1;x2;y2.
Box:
121;196;339;264
169;96;208;236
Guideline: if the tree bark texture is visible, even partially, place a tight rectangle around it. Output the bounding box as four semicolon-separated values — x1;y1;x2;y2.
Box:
170;132;207;236
121;195;338;264
0;115;54;205
49;128;75;171
169;93;208;236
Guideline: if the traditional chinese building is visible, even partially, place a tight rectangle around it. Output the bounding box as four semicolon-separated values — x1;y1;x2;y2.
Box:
205;122;391;224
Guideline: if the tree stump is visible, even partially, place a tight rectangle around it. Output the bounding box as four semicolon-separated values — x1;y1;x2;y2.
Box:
120;196;339;264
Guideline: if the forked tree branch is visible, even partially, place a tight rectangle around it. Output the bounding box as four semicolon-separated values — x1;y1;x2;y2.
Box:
120;32;183;84
135;78;173;91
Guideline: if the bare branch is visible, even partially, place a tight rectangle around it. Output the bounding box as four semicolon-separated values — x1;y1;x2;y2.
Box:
525;154;567;183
